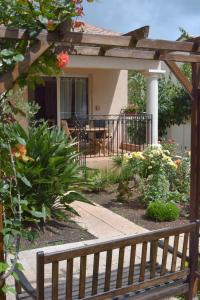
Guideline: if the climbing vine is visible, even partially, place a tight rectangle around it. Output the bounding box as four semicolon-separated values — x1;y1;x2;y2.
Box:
0;0;93;295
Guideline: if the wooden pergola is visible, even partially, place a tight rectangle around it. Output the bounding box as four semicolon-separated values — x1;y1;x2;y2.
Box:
0;24;200;299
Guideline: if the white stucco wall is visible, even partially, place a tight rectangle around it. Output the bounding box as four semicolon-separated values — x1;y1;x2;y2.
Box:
167;120;191;150
63;67;128;115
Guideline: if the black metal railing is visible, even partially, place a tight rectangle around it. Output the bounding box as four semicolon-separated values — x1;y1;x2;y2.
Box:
70;113;152;158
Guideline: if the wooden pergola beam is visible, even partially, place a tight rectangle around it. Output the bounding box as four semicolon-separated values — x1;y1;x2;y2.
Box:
136;38;200;53
1;26;200;54
164;61;193;99
56;45;156;60
0;40;52;94
0;21;73;95
160;52;200;63
56;45;200;63
98;26;150;56
0;26;28;40
123;26;149;39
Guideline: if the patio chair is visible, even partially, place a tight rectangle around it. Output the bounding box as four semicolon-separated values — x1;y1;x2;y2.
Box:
93;119;113;156
60;120;72;140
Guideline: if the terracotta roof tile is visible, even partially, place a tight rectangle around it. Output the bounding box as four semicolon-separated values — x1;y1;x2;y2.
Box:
74;22;121;36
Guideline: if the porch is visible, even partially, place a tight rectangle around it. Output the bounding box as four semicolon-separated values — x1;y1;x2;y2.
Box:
67;113;152;159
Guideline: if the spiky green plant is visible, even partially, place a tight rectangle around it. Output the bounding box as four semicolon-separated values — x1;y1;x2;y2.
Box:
5;121;90;223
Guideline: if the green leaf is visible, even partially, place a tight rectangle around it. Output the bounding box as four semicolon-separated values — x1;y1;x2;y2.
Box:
2;58;12;65
3;234;11;248
21;176;32;187
0;49;14;57
17;173;32;187
16;137;26;145
2;284;16;294
31;210;45;218
0;262;9;273
14;54;24;62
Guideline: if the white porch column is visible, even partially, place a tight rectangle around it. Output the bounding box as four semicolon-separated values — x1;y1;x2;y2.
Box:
145;69;165;145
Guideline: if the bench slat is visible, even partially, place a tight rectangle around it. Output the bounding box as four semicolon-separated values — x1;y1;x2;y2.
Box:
128;245;136;285
139;242;147;282
37;252;45;300
150;240;158;279
116;247;125;288
83;269;189;300
43;223;196;264
104;250;112;292
66;258;73;300
52;261;59;300
181;232;189;270
160;237;169;276
92;252;100;295
79;255;87;298
171;235;179;272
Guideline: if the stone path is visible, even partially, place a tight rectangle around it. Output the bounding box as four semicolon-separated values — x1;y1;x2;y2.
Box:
7;201;179;299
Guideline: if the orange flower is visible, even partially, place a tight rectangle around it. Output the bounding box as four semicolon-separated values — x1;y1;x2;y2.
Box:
16;144;27;156
11;147;20;157
56;51;69;68
11;144;33;162
175;159;182;166
47;20;56;31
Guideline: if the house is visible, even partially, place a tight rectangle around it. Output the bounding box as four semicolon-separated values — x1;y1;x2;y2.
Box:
25;23;166;159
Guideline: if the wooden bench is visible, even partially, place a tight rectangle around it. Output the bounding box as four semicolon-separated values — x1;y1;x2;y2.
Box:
15;223;195;300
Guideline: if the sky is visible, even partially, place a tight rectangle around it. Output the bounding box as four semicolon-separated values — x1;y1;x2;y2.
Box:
83;0;200;40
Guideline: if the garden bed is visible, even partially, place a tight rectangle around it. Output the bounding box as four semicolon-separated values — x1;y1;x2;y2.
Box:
21;219;95;250
85;186;189;231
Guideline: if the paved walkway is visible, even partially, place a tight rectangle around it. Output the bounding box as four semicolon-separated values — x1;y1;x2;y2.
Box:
7;201;178;299
71;200;148;238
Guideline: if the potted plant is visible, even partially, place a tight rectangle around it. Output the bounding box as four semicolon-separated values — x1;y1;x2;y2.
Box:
122;104;139;115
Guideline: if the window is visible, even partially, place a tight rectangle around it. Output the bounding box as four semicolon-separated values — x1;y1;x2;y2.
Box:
60;77;88;121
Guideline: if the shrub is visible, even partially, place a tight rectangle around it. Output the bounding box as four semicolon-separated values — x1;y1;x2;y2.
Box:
86;169;108;192
147;200;180;222
140;173;170;203
112;155;123;167
160;139;177;155
124;146;177;180
167;190;188;203
173;158;190;195
7;121;89;223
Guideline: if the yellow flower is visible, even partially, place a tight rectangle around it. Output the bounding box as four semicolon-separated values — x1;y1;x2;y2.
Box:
132;152;144;160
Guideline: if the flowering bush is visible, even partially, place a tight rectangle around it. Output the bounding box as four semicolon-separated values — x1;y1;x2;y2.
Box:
160;139;177;155
124;146;177;178
140;173;170;203
123;145;190;205
173;157;190;195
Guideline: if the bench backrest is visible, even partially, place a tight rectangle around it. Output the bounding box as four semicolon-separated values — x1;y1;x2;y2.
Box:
36;223;195;300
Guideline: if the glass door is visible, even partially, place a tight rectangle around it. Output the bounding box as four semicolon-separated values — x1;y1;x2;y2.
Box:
60;77;88;125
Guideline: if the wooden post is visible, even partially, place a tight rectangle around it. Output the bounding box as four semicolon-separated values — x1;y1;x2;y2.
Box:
188;62;200;299
0;202;6;300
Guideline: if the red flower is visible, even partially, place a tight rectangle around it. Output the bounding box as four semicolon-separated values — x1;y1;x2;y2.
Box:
56;52;69;68
76;6;84;17
71;0;83;3
73;21;85;28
